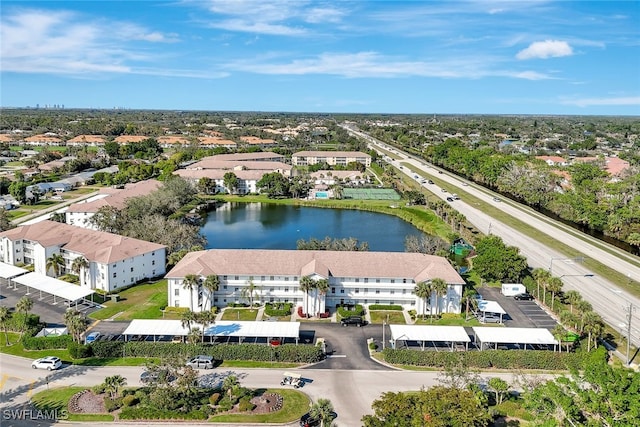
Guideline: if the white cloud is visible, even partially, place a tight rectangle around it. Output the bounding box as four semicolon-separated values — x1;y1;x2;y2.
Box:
561;96;640;107
516;40;573;59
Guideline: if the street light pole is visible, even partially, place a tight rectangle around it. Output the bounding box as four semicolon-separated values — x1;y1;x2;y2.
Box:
624;302;636;366
382;319;386;350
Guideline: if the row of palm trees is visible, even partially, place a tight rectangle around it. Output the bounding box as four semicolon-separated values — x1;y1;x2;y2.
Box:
181;274;220;311
180;309;217;343
299;276;329;317
45;253;89;279
414;278;449;321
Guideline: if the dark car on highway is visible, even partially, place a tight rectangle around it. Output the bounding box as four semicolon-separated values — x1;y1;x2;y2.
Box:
514;293;534;301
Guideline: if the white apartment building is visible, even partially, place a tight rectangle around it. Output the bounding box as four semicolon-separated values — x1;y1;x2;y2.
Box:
0;220;166;292
166;249;464;315
291;151;372;167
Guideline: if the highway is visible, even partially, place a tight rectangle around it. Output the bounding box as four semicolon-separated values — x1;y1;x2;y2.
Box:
343;124;640;355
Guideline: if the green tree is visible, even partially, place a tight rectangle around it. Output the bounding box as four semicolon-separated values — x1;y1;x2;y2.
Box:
299;276;316;317
201;274;219;310
472;235;527;283
309;398;334;427
104;375;127;399
195;310;216;343
64;309;87;343
0;306;12;346
431;278;448;316
15;296;33;336
241;279;260;309
256;172;290;198
71;256;89;283
362;386;491;427
0;209;14;232
547;276;563;311
564;290;582;313
223;172;239;194
45;253;65;277
488;377;509;405
180;310;196;334
531;268;551;300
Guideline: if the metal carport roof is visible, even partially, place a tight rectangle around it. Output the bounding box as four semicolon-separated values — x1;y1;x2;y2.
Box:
0;262;29;279
477;300;506;314
12;272;95;302
389;324;471;351
472;327;558;350
123;319;301;339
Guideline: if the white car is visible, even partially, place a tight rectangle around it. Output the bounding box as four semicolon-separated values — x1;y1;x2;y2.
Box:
32;356;62;371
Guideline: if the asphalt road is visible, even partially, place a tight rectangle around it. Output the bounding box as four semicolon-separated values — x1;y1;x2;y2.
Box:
345;125;640;353
0;353;553;427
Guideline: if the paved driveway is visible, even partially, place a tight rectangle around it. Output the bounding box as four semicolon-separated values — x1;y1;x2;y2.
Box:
477;287;558;329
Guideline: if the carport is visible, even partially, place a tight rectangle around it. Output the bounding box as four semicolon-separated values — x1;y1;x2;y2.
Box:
389;324;471;351
0;262;29;287
472;327;558;351
122;319;301;344
11;272;95;307
477;300;507;323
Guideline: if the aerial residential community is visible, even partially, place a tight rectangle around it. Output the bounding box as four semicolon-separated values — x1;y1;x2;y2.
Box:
1;0;639;426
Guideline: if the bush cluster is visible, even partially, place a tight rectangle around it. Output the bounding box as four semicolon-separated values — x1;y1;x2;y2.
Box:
382;348;587;370
22;334;72;350
68;342;93;359
264;302;293;316
337;304;364;317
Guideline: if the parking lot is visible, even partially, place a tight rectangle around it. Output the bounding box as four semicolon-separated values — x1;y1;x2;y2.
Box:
0;282;101;326
477;287;559;329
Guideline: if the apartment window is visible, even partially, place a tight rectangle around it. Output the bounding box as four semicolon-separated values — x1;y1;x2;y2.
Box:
223;275;228;280
331;287;335;294
113;272;116;278
223;285;227;290
391;279;395;284
235;287;239;291
152;260;155;266
403;279;407;284
375;300;380;304
130;267;134;272
390;290;395;295
285;288;289;292
174;289;179;296
270;276;274;280
174;301;180;307
355;278;360;283
270;288;274;292
355;288;360;294
340;289;344;294
375;289;380;294
402;289;406;294
376;279;380;283
261;276;265;281
364;278;369;283
285;277;289;281
249;276;254;280
234;276;239;280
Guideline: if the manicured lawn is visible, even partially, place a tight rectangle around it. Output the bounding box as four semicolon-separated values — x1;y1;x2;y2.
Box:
221;308;258;321
370;311;406;324
210;388;310;423
0;332;71;361
89;280;167;320
31;387;114;422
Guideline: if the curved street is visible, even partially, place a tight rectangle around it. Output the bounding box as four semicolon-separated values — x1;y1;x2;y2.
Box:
344;125;640;351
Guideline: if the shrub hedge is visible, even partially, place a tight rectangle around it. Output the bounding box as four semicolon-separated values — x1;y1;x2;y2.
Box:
22;334;73;350
264;302;293;316
369;304;403;311
337;304;364;317
91;341;323;363
382;348;587;371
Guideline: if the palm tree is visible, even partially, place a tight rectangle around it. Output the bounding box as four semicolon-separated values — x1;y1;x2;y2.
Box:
15;296;33;336
46;253;65;277
309;398;334;427
414;281;432;320
315;279;329;316
564;290;582;313
241;279;260;310
431;278;449;317
222;375;240;398
104;375;127;399
187;327;202;344
71;256;89;284
546;277;563;312
182;274;200;311
64;309;87;343
560;310;579;332
552;324;567;352
575;300;593;332
582;311;602;351
180;310;196;335
196;310;216;343
531;268;550;301
0;306;12;346
201;275;219;310
299;276;316;318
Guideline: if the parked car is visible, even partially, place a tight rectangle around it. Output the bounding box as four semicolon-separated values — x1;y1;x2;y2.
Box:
341;316;365;327
32;356;62;371
140;369;175;384
493;197;501;202
186;355;216;369
514;293;534;301
446;197;454;202
300;413;320;427
85;331;101;344
281;372;303;388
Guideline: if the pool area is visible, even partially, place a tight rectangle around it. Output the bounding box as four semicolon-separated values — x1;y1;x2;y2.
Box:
315;191;329;199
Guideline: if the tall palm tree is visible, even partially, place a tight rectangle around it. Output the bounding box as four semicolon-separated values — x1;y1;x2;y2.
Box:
582;311;602;351
564;290;582;313
315;279;329;316
64;309;87;343
431;278;449;316
180;310;196;335
299;276;316;317
241;279;260;310
196;310;216;343
15;296;33;336
575;299;593;331
71;256;89;284
201;275;219;310
414;281;432;320
46;253;65;277
0;306;12;346
552;324;567;352
531;268;550;301
182;274;200;311
309;398;334;427
546;277;563;312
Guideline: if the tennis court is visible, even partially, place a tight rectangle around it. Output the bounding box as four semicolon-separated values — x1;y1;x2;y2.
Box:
343;188;401;200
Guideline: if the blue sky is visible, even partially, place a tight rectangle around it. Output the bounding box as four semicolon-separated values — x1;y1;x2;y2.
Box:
1;1;639;115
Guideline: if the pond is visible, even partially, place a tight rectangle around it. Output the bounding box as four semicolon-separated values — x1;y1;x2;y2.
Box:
200;202;426;252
